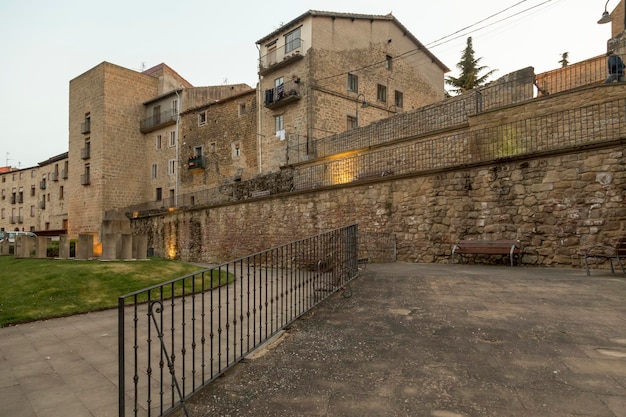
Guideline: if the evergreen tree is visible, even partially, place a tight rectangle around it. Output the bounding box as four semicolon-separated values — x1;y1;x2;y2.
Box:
445;37;496;95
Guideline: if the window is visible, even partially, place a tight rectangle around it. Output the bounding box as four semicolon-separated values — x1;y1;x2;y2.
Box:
395;90;404;108
156;134;162;150
239;102;247;116
194;146;203;157
347;73;358;93
156;187;162;201
171;99;178;115
385;54;392;70
169;189;175;200
153;105;161;125
30;185;35;197
151;163;157;179
377;84;387;103
285;27;301;53
347;115;357;130
198;111;207;126
169;131;176;147
274;114;284;138
267;43;277;65
209;142;216;153
59;186;64;200
1;208;4;219
30;205;35;217
232;141;242;158
168;159;176;176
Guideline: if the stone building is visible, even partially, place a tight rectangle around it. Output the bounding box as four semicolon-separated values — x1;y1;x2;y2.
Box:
0;153;68;234
66;62;250;251
255;10;448;172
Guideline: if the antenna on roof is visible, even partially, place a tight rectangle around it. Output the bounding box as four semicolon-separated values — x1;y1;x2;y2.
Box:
140;62;146;71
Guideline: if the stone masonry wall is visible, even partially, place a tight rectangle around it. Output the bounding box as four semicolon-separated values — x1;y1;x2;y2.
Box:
132;143;625;269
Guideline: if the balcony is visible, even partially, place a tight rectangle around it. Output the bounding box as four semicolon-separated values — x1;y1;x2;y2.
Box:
17;195;23;204
39;200;46;209
258;39;305;76
10;195;16;204
140;109;177;133
80;173;90;185
187;156;204;170
81;145;91;160
10;216;23;224
50;172;59;182
40;180;46;190
81;119;91;134
61;169;68;179
264;79;302;109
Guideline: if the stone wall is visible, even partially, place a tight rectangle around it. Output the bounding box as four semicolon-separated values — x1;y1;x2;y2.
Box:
132;142;625;269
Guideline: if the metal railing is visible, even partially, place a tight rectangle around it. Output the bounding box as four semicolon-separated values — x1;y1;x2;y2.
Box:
118;224;360;416
258;39;305;73
292;97;626;189
140;109;178;133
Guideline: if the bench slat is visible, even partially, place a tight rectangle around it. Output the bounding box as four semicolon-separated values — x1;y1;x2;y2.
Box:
451;239;521;267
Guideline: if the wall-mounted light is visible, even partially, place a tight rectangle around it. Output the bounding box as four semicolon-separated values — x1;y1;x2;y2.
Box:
598;0;613;24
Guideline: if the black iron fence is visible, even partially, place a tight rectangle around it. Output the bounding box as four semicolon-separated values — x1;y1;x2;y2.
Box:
118;224;361;416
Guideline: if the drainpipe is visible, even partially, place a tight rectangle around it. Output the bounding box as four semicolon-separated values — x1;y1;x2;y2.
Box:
174;89;181;207
256;44;263;174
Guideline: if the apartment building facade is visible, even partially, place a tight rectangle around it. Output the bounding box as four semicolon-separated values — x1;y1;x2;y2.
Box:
255;11;448;172
0;153;68;234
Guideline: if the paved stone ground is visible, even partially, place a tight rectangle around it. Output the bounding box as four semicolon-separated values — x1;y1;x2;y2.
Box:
1;263;625;417
174;263;626;417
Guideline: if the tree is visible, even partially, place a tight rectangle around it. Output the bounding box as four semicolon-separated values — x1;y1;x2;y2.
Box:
445;37;496;95
559;52;569;68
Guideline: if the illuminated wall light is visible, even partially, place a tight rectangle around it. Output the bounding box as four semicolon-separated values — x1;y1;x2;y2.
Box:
331;158;358;185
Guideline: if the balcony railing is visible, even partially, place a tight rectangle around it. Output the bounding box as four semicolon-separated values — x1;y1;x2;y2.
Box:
140;109;177;133
187;156;204;170
80;173;90;185
10;195;16;204
40;180;46;190
39;200;45;209
258;39;305;75
61;169;68;179
50;172;59;182
81;145;90;160
81;119;91;134
264;78;301;108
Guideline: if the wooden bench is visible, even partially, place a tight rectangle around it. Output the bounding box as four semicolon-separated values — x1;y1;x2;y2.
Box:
583;238;626;276
451;239;521;267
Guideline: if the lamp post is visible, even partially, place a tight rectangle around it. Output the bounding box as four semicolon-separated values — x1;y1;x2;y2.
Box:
355;93;366;127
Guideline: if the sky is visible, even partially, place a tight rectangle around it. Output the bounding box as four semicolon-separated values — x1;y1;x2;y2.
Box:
0;0;616;169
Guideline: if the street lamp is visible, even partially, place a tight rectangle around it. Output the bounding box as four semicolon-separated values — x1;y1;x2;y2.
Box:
355;93;367;127
598;0;612;24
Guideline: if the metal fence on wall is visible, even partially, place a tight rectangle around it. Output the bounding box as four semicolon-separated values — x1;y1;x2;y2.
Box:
293;97;626;189
118;224;361;417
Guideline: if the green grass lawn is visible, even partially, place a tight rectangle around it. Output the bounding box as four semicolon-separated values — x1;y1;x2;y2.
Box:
0;256;226;327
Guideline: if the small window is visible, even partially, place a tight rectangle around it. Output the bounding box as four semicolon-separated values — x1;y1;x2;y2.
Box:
347;115;357;130
171;99;178;115
239;102;247;116
285;27;301;53
30;205;35;217
151;163;157;179
209;142;216;153
232;141;242;158
59;186;64;200
169;131;176;147
30;185;35;197
156;187;162;201
198;111;207;126
194;146;203;157
347;73;358;93
168;159;176;175
394;90;403;108
377;84;387;103
155;134;162;150
275;114;284;132
385;54;392;70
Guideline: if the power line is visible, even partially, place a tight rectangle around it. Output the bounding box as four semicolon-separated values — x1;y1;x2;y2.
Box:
315;0;558;85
